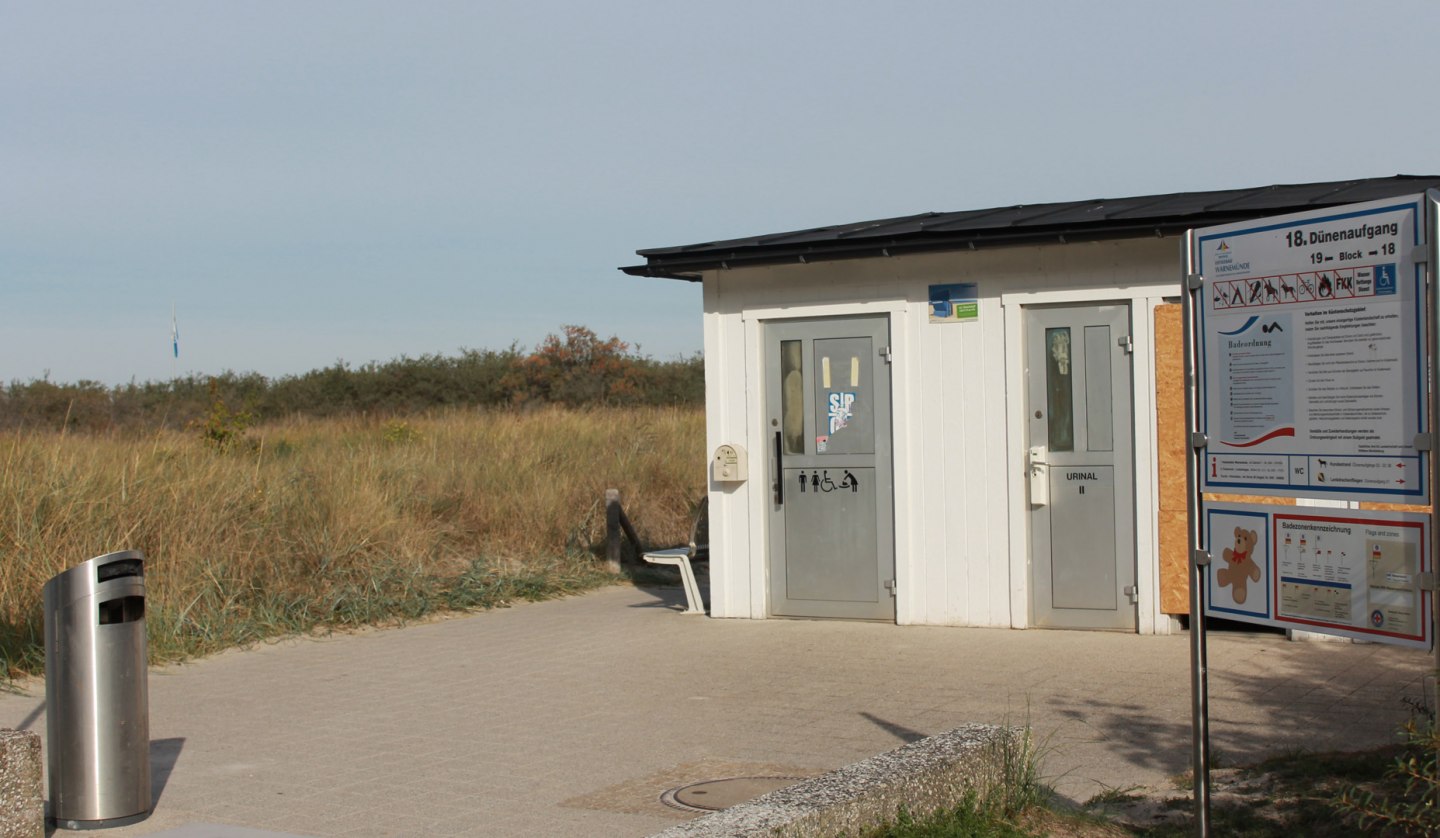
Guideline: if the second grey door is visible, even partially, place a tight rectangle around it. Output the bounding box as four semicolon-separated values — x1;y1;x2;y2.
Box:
1026;303;1137;630
765;315;895;621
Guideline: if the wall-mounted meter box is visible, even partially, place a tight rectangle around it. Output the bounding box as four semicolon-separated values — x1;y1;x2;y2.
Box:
713;444;748;482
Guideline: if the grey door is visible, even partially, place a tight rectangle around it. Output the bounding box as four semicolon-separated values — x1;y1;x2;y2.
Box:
1025;304;1136;630
766;315;895;620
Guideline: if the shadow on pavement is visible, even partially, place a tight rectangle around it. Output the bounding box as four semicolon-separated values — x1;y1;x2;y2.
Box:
859;712;927;744
14;699;43;732
151;737;185;809
1041;628;1430;789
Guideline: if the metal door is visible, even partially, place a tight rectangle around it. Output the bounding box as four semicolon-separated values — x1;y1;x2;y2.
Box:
765;315;895;620
1025;304;1137;630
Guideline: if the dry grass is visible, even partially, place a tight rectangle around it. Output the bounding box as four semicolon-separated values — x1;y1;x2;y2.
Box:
0;406;705;678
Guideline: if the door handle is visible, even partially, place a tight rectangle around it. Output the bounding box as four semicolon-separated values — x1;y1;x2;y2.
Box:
774;431;784;505
1028;445;1049;507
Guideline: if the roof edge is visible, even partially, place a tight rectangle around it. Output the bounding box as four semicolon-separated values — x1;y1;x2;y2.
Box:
625;175;1440;281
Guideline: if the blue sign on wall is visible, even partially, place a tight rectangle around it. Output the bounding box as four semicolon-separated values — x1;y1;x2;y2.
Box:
929;283;978;323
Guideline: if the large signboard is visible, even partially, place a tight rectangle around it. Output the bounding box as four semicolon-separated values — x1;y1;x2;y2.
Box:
1205;502;1432;649
1194;196;1428;503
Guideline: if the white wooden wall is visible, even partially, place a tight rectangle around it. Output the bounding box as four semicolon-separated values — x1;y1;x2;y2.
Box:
699;237;1183;631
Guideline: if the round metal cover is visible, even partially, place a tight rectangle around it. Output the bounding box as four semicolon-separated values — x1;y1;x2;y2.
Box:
661;776;802;813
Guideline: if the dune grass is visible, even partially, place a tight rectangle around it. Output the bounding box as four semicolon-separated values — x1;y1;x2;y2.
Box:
0;406;704;679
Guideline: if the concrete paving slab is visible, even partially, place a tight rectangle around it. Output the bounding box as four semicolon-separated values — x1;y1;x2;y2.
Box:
147;826;312;838
1;583;1432;837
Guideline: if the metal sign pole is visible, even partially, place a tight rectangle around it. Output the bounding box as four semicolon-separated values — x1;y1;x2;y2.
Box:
1428;190;1440;712
1182;233;1211;837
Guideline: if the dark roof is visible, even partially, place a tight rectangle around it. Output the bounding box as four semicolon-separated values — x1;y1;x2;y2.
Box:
621;175;1440;281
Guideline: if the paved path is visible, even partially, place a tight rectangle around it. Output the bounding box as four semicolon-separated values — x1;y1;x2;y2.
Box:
2;584;1432;837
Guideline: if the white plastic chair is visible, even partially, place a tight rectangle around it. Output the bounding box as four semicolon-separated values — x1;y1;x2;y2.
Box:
642;497;709;615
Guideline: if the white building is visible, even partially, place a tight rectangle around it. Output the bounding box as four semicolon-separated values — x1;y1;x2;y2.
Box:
622;176;1440;633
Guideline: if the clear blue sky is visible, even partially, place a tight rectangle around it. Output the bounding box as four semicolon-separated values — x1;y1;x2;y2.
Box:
5;1;1438;385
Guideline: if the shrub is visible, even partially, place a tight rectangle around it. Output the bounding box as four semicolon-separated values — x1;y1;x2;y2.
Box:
0;326;703;430
1336;703;1439;836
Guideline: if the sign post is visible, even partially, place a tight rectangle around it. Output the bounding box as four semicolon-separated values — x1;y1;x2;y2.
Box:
1180;232;1212;833
1185;193;1438;836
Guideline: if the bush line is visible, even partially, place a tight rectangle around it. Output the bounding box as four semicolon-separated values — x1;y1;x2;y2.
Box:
2;326;703;433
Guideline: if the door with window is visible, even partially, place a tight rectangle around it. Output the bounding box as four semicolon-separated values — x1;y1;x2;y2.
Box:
765;315;895;620
1026;304;1137;630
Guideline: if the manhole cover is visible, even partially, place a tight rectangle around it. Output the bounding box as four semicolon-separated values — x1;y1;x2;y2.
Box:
661;776;803;813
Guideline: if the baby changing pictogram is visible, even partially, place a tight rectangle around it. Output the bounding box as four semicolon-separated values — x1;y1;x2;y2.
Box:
797;469;861;494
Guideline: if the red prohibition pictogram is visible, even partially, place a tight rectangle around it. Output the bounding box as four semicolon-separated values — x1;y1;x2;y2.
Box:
1210;266;1375;311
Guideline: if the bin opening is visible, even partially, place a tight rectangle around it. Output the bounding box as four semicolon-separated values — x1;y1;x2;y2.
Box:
97;559;143;583
98;596;144;625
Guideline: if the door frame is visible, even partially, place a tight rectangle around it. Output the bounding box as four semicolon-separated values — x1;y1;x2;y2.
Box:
741;302;910;621
1002;289;1168;634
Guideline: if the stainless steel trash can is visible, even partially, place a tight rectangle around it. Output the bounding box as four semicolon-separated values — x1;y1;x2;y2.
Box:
43;550;151;830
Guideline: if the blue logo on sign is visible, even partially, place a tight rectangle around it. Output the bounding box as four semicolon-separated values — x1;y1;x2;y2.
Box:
1376;263;1397;295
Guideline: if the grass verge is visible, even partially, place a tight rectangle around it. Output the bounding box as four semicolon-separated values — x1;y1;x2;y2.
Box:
860;730;1436;837
863;724;1051;838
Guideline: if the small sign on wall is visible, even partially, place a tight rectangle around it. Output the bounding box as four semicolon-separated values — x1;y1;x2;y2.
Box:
929;283;978;323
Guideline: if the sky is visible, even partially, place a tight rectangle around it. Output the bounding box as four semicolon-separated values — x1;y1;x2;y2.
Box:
5;0;1440;386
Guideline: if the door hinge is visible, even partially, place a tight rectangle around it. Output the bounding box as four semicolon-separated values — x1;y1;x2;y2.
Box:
884;578;897;596
1117;335;1133;354
1123;584;1138;604
880;346;892;364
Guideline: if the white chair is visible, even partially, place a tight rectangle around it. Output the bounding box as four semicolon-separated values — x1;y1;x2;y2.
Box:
642;497;708;615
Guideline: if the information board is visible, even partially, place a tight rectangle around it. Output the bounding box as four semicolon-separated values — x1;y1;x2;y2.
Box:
1204;502;1431;649
1194;196;1428;503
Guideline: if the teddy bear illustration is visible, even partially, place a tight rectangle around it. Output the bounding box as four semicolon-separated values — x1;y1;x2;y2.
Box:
1217;526;1262;604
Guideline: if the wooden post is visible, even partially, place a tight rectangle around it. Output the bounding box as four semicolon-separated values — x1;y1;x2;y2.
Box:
605;488;622;574
617;504;641;555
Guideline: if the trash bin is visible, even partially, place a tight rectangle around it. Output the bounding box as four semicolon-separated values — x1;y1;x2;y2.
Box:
43;550;151;830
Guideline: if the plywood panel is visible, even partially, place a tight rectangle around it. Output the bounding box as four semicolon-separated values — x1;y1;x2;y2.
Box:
1154;305;1189;614
1158;508;1190;613
1154;304;1187;516
1360;502;1430;513
1206;493;1295;505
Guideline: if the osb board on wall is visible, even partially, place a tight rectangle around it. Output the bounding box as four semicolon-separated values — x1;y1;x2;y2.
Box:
1360;502;1430;513
1155;305;1295;615
1155;305;1188;614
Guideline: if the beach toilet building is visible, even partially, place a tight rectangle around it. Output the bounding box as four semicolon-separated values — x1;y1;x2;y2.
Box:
622;175;1440;633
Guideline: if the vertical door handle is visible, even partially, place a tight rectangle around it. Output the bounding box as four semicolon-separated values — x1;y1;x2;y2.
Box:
774;430;784;505
1028;445;1049;506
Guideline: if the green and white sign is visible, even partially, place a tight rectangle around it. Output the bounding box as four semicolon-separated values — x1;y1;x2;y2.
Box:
928;283;978;324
